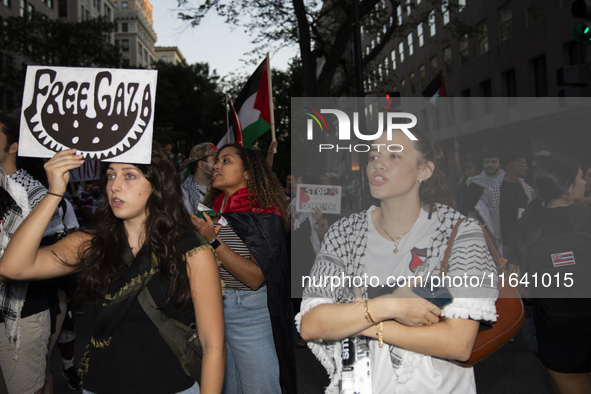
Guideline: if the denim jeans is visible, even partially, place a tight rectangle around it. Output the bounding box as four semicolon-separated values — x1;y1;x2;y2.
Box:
222;287;281;394
83;382;199;394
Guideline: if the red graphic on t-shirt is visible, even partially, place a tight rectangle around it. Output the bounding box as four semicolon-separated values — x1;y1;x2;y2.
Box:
298;188;310;209
409;247;428;272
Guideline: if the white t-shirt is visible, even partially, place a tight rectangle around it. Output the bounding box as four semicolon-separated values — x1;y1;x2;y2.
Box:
363;206;476;394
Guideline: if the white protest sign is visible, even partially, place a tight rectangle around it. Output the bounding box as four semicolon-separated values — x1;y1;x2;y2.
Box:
296;183;342;214
69;160;101;182
19;66;157;164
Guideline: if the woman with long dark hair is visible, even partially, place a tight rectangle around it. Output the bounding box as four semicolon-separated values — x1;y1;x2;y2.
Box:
297;130;498;393
0;144;225;394
509;154;590;394
192;144;296;394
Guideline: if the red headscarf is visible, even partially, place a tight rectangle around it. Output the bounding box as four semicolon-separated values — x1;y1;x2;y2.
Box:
213;188;283;218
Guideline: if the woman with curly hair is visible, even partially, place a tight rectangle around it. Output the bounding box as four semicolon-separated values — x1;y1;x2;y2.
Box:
0;144;225;394
193;144;296;394
297;129;498;393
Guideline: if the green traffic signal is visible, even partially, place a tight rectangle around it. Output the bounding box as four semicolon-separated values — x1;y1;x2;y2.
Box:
573;22;591;42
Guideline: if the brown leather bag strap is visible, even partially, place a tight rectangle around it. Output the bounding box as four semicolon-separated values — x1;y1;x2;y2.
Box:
477;223;508;275
439;218;465;277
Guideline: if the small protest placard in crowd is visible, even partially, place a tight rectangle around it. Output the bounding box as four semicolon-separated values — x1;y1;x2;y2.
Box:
296;184;342;214
18;66;157;164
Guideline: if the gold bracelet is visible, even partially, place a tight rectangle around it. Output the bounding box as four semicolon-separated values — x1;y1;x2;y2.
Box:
363;299;376;326
377;322;383;348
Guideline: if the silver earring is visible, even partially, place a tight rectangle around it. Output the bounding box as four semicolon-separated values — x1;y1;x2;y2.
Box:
418;179;423;184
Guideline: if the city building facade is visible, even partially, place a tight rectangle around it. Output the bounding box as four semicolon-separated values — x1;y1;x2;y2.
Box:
155;46;188;67
113;0;156;68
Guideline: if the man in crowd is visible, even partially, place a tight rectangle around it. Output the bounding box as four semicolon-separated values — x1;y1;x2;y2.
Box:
0;115;66;394
181;142;217;214
464;150;505;220
476;151;536;256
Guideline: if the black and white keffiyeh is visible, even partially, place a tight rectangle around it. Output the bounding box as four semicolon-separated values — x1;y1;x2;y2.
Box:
181;175;207;215
466;169;505;189
296;204;498;393
0;168;65;360
475;175;536;255
290;199;322;255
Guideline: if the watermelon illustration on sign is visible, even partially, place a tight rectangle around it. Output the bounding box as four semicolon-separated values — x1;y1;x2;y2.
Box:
298;188;311;209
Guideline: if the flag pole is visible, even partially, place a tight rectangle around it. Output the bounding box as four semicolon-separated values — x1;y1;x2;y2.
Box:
266;53;277;153
225;93;230;133
445;94;457;141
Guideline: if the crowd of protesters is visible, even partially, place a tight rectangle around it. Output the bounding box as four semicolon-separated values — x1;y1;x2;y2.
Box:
1;107;590;394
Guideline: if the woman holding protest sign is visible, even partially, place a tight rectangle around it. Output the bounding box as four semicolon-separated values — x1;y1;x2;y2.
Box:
192;144;296;394
297;129;498;393
0;144;225;394
509;154;591;394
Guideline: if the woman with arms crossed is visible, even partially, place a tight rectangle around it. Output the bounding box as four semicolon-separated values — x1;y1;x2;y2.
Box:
0;144;225;394
298;129;498;393
193;144;296;394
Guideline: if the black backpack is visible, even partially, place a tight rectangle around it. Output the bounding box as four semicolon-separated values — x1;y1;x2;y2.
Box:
525;205;591;335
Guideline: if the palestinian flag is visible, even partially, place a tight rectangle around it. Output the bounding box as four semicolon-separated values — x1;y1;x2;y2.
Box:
221;96;244;147
218;58;272;148
422;70;447;107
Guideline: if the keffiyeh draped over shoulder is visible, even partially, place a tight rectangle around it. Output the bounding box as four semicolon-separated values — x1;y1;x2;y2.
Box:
0;168;66;360
296;204;498;394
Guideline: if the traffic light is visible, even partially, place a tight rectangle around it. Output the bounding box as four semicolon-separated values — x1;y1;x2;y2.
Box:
557;65;591;96
572;0;591;43
384;92;401;110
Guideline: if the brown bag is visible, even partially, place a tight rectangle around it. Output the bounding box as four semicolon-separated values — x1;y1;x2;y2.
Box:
440;218;525;366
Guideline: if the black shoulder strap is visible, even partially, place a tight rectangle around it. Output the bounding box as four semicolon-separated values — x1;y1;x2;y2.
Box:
136;286;198;354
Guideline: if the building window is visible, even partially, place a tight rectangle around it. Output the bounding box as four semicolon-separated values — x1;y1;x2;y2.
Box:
122;22;128;32
371;39;375;49
121;1;127;9
430;55;438;78
360;26;364;41
417;23;424;47
1;0;10;8
459;0;466;12
162;56;168;62
397;5;402;26
504;68;517;104
399;41;405;63
27;3;34;16
391;49;396;70
459;34;469;66
477;20;489;55
526;0;543;27
113;1;118;8
407;33;413;56
532;55;548;96
121;39;129;52
498;2;513;43
384;57;389;76
481;79;492;96
443;46;452;74
442;1;450;26
378;64;383;81
406;0;411;16
419;64;426;90
429;10;436;37
20;0;25;16
366;47;370;56
123;58;130;67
